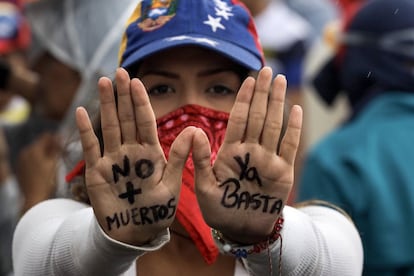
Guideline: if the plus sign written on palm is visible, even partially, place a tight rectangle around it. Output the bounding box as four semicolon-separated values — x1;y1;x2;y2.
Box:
119;182;142;204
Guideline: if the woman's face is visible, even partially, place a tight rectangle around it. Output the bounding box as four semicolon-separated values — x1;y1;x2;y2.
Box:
136;46;245;118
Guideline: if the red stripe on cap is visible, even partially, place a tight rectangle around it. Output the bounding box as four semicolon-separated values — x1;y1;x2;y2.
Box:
247;17;264;66
233;0;265;67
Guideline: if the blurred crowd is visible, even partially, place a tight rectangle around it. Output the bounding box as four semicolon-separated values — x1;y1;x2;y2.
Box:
0;0;136;275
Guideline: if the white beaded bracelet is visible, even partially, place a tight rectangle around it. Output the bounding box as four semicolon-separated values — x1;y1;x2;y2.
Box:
211;216;284;258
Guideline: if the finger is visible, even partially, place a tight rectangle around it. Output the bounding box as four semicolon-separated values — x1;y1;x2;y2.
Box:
279;105;303;166
245;67;273;143
99;77;121;154
223;76;255;144
115;68;137;144
261;74;287;151
130;78;158;145
163;126;197;194
75;107;101;169
192;128;216;192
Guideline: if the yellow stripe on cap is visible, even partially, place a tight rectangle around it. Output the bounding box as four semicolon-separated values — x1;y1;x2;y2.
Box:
118;3;143;66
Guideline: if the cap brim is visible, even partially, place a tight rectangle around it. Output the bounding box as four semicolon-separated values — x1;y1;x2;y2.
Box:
121;34;262;71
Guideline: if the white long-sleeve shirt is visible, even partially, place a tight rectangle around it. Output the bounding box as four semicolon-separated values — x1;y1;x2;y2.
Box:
12;199;363;275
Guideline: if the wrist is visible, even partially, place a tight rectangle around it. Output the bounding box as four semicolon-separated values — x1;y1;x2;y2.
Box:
212;216;284;258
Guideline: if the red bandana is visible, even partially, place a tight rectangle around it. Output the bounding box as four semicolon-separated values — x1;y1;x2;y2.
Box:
66;104;229;264
156;104;229;264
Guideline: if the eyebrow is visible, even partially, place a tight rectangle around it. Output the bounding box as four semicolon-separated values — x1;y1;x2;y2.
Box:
198;67;239;77
139;70;178;78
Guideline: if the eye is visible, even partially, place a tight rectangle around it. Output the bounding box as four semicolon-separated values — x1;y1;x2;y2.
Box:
206;85;236;96
147;84;175;96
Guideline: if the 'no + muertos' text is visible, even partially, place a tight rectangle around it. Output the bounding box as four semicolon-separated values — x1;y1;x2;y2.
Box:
105;155;176;231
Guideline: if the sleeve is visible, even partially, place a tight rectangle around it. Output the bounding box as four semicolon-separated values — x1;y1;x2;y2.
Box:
12;198;170;276
242;205;363;276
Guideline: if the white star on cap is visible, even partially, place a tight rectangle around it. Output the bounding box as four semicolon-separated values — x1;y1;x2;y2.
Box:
204;15;225;32
215;7;233;20
214;0;232;12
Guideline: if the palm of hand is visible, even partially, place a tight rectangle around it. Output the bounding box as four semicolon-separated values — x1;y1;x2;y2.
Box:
85;143;175;245
194;68;302;244
76;68;194;246
221;146;289;226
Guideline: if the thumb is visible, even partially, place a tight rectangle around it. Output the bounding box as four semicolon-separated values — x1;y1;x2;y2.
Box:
163;126;197;194
191;128;215;193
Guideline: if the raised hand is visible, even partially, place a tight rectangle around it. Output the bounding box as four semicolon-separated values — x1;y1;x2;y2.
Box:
192;67;303;243
16;132;61;214
75;68;195;246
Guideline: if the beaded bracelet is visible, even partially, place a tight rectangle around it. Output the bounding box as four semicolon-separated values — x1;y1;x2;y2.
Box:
211;216;284;258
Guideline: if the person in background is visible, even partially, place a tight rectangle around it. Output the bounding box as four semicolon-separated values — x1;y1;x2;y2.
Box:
3;0;137;215
0;1;34;275
239;0;310;105
1;0;135;275
13;0;363;275
239;0;312;202
285;0;339;46
0;0;35;126
297;0;414;275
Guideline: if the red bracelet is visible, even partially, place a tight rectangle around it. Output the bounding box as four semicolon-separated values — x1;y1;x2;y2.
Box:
212;216;284;258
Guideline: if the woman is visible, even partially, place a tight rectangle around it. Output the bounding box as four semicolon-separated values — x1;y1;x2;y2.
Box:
12;0;363;275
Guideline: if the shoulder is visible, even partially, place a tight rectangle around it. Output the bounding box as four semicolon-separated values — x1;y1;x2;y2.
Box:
17;198;90;229
26;198;88;213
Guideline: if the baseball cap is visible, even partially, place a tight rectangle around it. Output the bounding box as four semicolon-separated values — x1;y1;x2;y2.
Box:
119;0;264;71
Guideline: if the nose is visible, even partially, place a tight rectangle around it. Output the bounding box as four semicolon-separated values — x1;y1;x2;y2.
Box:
180;91;201;106
178;85;213;109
